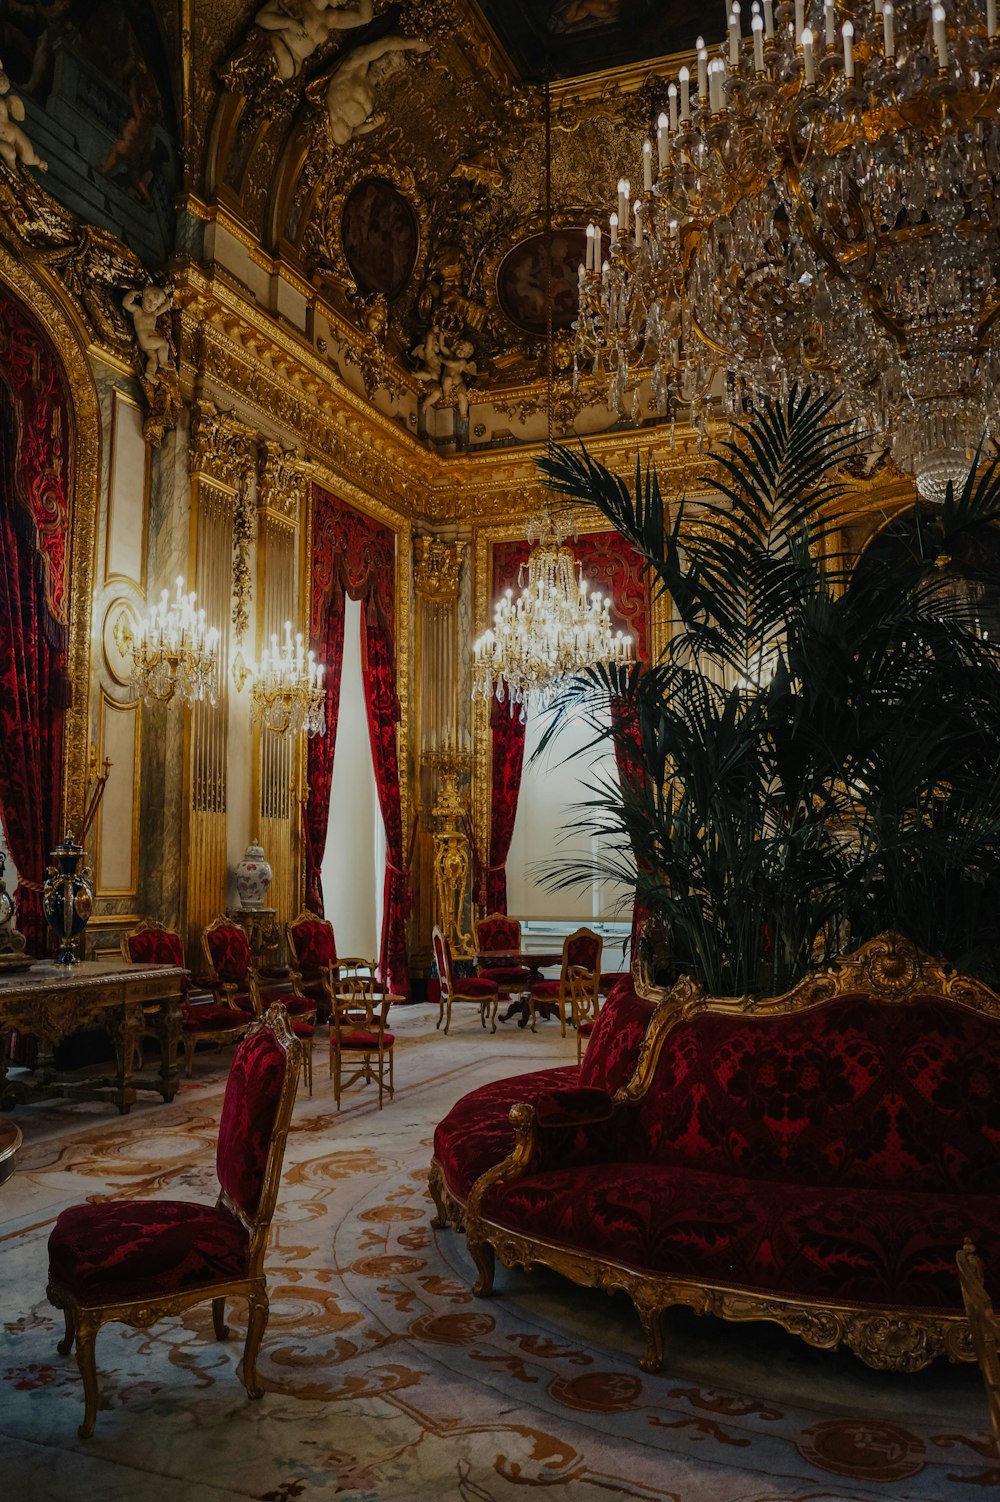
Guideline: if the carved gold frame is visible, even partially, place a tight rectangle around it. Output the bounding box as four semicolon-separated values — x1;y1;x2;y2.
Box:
47;1004;303;1438
0;244;100;834
446;932;995;1375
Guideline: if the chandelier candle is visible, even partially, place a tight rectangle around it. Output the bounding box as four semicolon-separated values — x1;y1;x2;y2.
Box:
129;576;220;707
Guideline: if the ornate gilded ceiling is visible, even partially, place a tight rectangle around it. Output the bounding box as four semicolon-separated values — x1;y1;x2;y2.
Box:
470;0;716;82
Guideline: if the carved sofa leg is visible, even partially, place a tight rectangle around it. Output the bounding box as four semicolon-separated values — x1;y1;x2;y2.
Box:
428;1162;450;1230
469;1236;496;1297
636;1296;666;1372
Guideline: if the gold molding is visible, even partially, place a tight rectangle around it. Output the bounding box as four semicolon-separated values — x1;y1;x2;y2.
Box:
0;244;100;837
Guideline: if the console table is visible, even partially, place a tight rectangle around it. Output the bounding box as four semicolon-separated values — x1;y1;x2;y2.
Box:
0;959;186;1115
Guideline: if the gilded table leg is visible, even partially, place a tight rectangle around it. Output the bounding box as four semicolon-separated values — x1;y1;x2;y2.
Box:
108;1001;142;1114
156;993;183;1104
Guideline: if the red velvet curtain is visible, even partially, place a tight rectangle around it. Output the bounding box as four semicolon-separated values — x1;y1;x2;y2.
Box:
362;598;408;996
486;532;649;916
307;487;408;995
0;297;72;959
304;584;345;916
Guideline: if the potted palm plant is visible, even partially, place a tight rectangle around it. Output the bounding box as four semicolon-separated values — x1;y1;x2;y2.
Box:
534;390;1000;996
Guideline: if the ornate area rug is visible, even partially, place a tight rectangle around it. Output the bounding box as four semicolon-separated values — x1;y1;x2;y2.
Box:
0;1007;993;1501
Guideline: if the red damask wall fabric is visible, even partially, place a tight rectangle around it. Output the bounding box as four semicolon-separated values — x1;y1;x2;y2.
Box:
307;487;409;995
486;532;649;914
0;294;72;957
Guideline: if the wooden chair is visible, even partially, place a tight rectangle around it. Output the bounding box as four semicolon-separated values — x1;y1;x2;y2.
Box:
433;926;499;1035
957;1241;1000;1453
46;1005;302;1438
122;918;249;1077
528;927;603;1037
329;984;396;1110
285;911;337;1022
474;912;532;992
203;916;314;1094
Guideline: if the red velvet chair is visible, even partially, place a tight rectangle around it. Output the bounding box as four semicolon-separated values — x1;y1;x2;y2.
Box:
122;918;250;1077
529;927;603;1037
474;913;531;991
46;1005;303;1438
286;910;337;1023
433;926;499;1035
203;917;315;1094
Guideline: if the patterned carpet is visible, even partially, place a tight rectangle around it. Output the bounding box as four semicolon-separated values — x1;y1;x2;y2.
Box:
0;1005;994;1502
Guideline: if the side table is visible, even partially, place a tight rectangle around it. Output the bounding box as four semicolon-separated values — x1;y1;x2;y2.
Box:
226;908;281;966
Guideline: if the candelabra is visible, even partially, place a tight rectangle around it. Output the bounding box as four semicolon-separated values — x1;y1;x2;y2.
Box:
129;576;220;706
250;621;326;737
578;0;1000;500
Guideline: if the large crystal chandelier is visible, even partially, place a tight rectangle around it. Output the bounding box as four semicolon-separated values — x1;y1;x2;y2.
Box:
578;0;1000;500
250;622;326;737
473;81;635;720
472;515;635;719
129;577;220;707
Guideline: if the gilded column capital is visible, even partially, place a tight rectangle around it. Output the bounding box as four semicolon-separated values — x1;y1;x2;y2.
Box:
414;535;465;603
189;400;257;488
257;441;312;526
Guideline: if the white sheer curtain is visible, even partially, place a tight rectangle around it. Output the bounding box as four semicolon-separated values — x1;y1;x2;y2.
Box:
320;596;385;959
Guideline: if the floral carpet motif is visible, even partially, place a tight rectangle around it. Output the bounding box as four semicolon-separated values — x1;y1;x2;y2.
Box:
0;1007;994;1501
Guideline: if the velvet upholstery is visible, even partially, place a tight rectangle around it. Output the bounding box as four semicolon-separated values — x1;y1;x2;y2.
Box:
288;916;337;969
468;983;1000;1319
480;964;532;985
205;922;253;983
476;914;522;953
47;1202;249;1305
126;926;186;970
433;983;655;1204
184;1004;253;1033
216;1025;290;1219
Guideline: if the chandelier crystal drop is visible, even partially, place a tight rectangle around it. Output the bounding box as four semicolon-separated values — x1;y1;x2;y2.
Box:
129;576;220;707
250;621;327;737
577;0;1000;500
472;522;635;721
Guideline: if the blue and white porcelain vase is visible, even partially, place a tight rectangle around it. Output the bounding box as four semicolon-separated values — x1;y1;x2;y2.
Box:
235;840;273;910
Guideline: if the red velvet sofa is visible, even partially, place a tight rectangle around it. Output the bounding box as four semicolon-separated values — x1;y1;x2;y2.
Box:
429;979;656;1231
447;934;998;1375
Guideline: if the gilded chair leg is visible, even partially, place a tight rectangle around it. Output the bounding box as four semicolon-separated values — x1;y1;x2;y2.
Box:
435;997;445;1030
241;1292;270;1400
74;1314;100;1440
559;1003;567;1038
428;1163;449;1229
57;1303;76;1356
636;1298;666;1373
469;1236;496;1297
213;1297;229;1340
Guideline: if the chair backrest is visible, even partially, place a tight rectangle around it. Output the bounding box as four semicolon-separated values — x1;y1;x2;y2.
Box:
331;986;391;1042
475;912;521;955
122;918;185;970
562;927;602;987
286;911;337;971
957;1241;1000;1450
216;1004;302;1244
203;917;253;984
432;926;453;997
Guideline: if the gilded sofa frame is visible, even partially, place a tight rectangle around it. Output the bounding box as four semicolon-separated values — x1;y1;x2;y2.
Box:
455;932;996;1375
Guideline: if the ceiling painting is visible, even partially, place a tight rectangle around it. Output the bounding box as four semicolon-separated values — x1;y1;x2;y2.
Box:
472;0;713;81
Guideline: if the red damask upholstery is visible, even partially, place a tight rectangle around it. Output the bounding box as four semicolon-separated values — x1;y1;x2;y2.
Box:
183;1004;253;1032
431;983;655;1207
217;1024;292;1218
126;925;186;970
476;914;522;952
47;1202;249;1305
434;926;499;1035
205;921;253;982
287;915;337;969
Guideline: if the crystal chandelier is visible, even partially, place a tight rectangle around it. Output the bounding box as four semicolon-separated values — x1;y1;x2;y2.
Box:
472;517;635;719
578;0;1000;500
129;577;220;707
473;82;636;719
250;622;326;737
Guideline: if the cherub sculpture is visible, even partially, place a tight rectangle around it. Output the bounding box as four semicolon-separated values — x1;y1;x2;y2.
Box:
123;285;174;382
254;0;373;82
0;66;47;173
420;332;477;423
322;35;430;147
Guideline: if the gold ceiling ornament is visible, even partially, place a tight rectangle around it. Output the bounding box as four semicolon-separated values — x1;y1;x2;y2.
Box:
472;80;636;720
579;0;1000;501
250;621;327;738
127;576;221;708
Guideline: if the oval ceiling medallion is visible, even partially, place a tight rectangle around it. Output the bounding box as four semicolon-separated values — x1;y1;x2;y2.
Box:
341;178;419;302
497;228;591;336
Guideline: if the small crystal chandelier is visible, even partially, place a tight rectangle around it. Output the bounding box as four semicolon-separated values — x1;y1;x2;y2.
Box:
129;577;220;707
578;0;1000;501
250;622;326;737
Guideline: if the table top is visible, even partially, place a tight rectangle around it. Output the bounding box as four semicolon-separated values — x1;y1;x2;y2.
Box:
0;957;189;996
0;1116;22;1187
475;950;563;969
